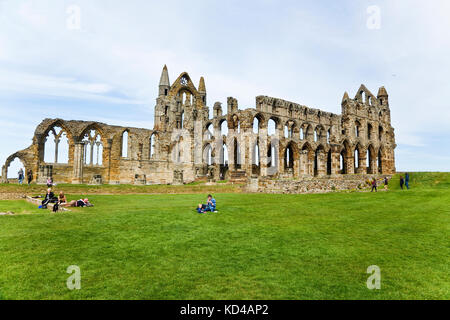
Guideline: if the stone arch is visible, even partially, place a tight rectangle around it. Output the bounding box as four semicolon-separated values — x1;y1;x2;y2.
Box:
267;117;278;136
354;143;365;173
121;130;129;158
219;119;228;136
284;120;296;139
232;138;241;170
367;144;376;174
284;142;296;170
204;122;214;140
3;153;28;182
252;114;263;134
299;125;305;140
39;119;73;143
305;124;314;141
315;125;325;143
149;132;158;159
203;143;213;166
340;140;353;174
43;123;71;164
81;127;104;166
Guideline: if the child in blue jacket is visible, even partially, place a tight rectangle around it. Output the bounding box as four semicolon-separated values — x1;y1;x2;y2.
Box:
197;194;217;213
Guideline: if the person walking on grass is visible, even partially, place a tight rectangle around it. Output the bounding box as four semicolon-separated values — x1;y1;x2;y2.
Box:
18;168;24;185
400;176;405;190
405;173;410;190
371;178;377;192
384;177;389;190
27;170;33;185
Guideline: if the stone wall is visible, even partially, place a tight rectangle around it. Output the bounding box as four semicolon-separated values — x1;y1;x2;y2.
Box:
1;65;397;186
246;175;391;194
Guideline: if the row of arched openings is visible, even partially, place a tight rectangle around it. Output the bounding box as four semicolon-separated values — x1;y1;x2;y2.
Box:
355;121;384;141
121;131;157;159
43;126;103;166
252;118;332;143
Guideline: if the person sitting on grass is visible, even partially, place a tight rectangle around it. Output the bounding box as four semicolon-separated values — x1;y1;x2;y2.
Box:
41;188;57;208
197;194;217;213
58;191;67;204
62;198;93;208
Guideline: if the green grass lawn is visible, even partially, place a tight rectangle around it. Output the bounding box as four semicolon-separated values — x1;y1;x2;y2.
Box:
0;173;449;300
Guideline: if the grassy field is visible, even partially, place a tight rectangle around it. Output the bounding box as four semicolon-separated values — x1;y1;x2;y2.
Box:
0;173;448;300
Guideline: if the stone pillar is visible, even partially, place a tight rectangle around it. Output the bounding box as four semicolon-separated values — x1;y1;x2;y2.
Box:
299;150;308;175
369;156;378;174
1;165;7;183
259;128;268;177
330;145;341;176
356;152;367;174
106;139;112;184
90;142;95;165
346;157;355;174
316;150;327;177
72;142;84;184
54;138;60;164
307;152;315;176
278;145;285;175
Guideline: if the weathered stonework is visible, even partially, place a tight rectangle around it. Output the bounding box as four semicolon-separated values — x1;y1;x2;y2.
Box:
1;66;396;186
246;175;392;194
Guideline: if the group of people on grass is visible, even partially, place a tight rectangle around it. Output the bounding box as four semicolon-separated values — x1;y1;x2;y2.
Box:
16;168;33;185
41;187;92;212
370;177;389;192
370;173;411;192
399;173;411;190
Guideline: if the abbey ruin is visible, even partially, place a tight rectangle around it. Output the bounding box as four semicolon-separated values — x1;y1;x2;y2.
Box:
1;66;396;190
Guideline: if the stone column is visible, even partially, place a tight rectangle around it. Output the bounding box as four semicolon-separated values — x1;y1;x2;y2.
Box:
90;142;95;165
306;151;315;177
54;137;60;164
299;150;308;175
316;150;327;177
278;145;285;175
259;128;268;177
346;156;355;174
330;145;341;176
370;155;378;174
356;152;367;174
72;142;85;184
1;165;7;183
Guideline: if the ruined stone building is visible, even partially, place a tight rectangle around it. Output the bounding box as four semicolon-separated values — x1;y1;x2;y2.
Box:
1;65;396;186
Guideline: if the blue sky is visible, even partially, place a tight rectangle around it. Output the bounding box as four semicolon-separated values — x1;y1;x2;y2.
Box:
1;0;449;176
